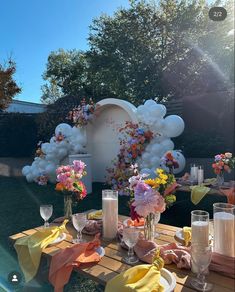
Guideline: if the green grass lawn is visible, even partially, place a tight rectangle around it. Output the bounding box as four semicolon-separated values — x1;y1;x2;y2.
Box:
0;176;130;291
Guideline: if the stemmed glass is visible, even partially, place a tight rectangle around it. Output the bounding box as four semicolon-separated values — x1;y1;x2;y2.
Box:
154;212;161;238
122;226;139;264
40;205;53;228
190;244;213;291
72;213;87;243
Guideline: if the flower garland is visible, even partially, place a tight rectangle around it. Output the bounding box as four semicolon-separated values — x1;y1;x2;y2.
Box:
106;121;153;195
161;151;179;174
67;98;100;127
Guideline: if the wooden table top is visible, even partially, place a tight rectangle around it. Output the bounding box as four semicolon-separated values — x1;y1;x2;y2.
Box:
9;212;234;292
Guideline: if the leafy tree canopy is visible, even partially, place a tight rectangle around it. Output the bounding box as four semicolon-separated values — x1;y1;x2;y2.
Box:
41;0;234;105
0;59;21;110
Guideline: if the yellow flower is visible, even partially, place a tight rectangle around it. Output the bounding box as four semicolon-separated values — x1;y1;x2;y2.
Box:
160;179;167;185
145;179;159;188
155;178;162;185
165;194;176;204
155;168;164;174
159;173;168;180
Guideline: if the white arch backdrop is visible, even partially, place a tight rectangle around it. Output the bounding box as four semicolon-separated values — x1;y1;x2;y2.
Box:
22;98;185;184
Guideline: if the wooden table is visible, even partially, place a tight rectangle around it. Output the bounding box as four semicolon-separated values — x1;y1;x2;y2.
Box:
9;212;234;292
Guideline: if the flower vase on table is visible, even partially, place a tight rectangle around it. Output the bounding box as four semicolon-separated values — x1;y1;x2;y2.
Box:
55;160;88;220
216;172;224;187
64;194;73;219
144;213;155;241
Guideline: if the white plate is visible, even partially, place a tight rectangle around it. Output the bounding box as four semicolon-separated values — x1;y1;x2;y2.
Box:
160;268;176;292
95;246;105;257
49;233;67;245
123;218;144;229
175;229;212;243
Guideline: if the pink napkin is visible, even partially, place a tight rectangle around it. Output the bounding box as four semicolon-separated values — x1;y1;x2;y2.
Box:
209;252;235;278
219;187;235;205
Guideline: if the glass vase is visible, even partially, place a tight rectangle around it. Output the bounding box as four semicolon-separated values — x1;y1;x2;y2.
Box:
216;172;224;186
64;194;73;220
144;213;155;241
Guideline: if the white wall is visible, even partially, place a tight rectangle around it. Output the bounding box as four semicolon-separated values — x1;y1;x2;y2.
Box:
6;100;46;113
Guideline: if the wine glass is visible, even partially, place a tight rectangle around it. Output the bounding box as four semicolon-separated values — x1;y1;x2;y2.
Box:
154;212;161;238
40;205;53;228
122;226;139;264
72;213;87;243
190;244;213;291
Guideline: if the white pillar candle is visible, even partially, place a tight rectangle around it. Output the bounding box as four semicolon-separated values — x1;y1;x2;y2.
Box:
191;221;209;246
190;166;198;182
197;168;204;185
214;212;235;257
102;194;118;239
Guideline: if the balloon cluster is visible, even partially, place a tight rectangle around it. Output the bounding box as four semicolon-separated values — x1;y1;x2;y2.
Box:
136;99;186;176
22;123;87;183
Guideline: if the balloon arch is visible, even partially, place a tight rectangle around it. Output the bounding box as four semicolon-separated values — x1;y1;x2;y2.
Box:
22;98;186;184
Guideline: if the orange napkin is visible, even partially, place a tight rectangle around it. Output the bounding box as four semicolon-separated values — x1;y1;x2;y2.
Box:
219;187;235;204
49;234;101;292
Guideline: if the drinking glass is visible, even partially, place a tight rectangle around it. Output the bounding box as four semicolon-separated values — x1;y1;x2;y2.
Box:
72;213;87;243
154;212;161;238
197;166;204;185
122;227;139;264
190;244;213;291
190;164;198;185
40;205;53;228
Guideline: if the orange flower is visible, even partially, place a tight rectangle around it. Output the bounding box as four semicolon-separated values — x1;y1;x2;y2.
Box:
55;182;64;191
166;152;174;160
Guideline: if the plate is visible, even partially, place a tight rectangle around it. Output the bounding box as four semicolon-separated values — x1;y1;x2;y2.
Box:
123;218;144;229
175;229;212;244
96;246;105;257
160;268;176;292
49;233;66;245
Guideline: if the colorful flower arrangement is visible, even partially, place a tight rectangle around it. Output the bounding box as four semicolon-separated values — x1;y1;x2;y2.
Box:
36;174;49;186
106;122;153;195
67;98;100;127
55;160;87;200
161;151;179;174
212;152;235;174
129;168;177;220
53;131;66;143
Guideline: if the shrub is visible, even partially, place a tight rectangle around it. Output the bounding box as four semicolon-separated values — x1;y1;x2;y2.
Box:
0;113;38;157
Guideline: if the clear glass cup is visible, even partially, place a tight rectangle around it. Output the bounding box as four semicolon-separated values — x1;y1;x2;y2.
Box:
40;205;53;228
72;213;87;243
122;227;139;264
154;212;161;238
191;210;209;246
190;244;213;291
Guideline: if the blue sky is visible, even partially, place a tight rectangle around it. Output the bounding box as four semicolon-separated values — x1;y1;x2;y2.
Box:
0;0;130;103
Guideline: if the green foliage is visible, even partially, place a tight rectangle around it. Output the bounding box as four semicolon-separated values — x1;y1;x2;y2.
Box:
41;0;234;105
173;130;225;158
0;113;38;157
0;60;21;110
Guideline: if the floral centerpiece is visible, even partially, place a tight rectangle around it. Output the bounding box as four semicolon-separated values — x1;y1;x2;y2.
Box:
106;121;153;195
212;152;235;186
67;98;99;127
129;168;177;240
55;160;87;219
161;151;179;174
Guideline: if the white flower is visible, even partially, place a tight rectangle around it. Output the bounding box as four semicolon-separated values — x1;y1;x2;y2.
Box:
225;152;232;159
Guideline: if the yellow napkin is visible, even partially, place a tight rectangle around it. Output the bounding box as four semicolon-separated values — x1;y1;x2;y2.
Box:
182;227;191;246
203;178;217;186
14;220;68;282
190;186;210;205
105;250;165;292
88;210;102;220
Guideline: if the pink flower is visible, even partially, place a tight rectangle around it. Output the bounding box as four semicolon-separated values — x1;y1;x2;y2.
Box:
132;188;165;217
73;160;86;172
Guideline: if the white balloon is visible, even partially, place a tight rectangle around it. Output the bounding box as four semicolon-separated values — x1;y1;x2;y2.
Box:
26;173;34;182
55;123;72;137
144;99;156;107
136;105;146;115
162;115;185;138
22;165;31;176
150;157;161;167
41;143;50;153
160;139;174;151
149;104;166;118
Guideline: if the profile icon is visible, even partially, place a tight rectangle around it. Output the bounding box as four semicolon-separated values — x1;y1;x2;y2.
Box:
8;271;22;286
12;274;18;282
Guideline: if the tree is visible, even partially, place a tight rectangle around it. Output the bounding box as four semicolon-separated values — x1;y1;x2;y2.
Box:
0;60;21;110
41;0;234;105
